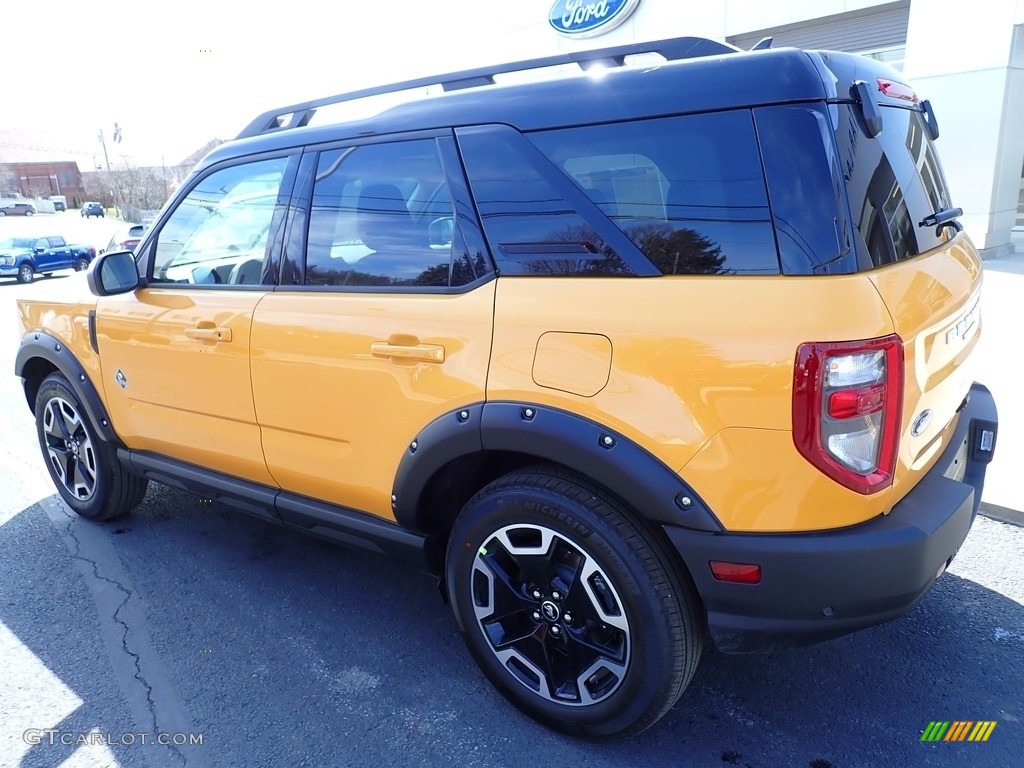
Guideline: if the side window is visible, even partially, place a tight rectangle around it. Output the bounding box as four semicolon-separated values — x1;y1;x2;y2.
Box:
151;157;288;285
528;111;780;275
304;140;457;288
456;127;636;276
754;105;857;275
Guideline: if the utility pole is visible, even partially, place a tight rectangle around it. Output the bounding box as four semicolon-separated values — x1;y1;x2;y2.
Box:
97;129;111;172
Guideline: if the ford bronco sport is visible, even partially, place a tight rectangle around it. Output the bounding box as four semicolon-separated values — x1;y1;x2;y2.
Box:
14;36;999;737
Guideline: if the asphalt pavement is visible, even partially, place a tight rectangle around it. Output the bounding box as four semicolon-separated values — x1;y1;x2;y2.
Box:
0;214;1021;767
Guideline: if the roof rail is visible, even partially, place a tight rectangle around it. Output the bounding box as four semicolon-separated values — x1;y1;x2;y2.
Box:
235;36;740;140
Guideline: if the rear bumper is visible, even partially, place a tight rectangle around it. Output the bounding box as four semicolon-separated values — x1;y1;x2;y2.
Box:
665;382;998;652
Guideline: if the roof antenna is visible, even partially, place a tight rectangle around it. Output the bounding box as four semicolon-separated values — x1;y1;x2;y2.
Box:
750;37;773;50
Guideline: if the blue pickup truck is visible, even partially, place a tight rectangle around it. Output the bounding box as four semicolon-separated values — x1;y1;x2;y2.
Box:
0;235;97;283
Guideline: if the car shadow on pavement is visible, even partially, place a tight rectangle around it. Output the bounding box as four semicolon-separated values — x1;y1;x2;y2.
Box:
1;492;1021;768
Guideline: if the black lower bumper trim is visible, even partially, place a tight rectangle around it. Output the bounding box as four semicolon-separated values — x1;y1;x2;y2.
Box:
666;382;998;652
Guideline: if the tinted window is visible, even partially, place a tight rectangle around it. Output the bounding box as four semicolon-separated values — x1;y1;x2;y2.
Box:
834;105;954;268
152;158;287;285
305;140;460;288
456;127;636;276
529;111;780;275
754;105;857;275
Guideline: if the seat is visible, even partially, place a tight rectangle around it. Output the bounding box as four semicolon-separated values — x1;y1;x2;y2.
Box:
350;184;437;282
228;258;264;285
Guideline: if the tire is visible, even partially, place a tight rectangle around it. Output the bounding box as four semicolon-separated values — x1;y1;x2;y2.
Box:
25;209;33;216
17;263;33;284
0;210;6;217
34;372;148;520
446;465;703;737
75;258;89;271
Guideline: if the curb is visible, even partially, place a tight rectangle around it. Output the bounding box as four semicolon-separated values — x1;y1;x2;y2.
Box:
979;501;1024;528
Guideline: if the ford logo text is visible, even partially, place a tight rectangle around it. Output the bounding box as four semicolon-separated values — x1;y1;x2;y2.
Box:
548;0;642;38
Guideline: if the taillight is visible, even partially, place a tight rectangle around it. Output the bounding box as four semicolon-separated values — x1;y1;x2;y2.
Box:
793;335;903;494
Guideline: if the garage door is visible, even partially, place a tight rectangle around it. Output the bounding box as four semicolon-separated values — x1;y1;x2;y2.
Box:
728;0;909;53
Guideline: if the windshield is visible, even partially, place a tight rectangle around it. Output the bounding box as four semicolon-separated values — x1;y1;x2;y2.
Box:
0;237;34;249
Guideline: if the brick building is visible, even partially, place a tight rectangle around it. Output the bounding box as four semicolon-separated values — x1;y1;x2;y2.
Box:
0;161;86;204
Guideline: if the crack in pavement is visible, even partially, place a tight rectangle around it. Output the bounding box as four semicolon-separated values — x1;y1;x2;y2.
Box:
61;511;188;768
41;497;207;768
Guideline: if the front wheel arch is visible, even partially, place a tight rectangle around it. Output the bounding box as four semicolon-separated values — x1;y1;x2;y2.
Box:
16;336;119;443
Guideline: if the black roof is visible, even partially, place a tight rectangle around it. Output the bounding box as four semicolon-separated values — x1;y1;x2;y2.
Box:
200;42;837;171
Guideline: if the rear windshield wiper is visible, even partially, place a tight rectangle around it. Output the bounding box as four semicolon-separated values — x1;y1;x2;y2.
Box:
919;207;963;236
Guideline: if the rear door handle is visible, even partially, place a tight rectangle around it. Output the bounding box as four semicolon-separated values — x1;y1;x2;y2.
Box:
185;324;232;342
370;341;444;363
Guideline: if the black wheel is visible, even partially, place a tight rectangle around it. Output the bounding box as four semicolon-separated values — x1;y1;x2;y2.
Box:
446;465;703;737
17;263;33;283
74;258;89;271
35;372;148;520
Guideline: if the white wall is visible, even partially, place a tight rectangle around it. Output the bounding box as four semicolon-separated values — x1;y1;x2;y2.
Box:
904;2;1023;255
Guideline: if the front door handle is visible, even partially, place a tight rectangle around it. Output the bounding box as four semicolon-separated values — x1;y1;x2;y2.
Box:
185;325;232;342
370;341;445;363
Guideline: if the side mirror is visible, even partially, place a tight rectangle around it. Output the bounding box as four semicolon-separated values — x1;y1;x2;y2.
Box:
87;250;140;296
35;246;46;254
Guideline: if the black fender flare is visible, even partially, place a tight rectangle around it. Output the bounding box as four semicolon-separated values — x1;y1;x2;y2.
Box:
14;331;119;443
392;401;721;533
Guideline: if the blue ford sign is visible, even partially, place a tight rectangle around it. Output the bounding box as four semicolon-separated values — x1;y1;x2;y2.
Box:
548;0;642;38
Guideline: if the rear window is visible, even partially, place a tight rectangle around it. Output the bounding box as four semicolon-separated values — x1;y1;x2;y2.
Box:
834;105;954;268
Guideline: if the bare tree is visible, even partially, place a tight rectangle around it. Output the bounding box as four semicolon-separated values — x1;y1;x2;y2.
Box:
107;160;177;211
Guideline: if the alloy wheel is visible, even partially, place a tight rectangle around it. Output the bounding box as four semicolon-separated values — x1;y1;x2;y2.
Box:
470;523;630;706
42;396;97;501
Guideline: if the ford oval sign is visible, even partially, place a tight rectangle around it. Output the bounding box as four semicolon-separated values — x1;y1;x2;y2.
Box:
549;0;642;38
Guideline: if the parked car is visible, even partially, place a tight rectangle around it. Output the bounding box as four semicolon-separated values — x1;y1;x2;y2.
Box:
12;36;999;737
103;224;146;254
80;202;104;218
0;201;36;216
0;235;95;283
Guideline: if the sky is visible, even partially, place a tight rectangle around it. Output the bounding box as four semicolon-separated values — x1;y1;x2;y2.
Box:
2;0;548;167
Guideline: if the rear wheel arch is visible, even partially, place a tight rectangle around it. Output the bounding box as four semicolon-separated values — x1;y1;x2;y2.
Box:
394;403;719;581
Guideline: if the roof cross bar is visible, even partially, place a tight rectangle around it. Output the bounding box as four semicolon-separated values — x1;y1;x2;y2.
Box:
236;36;739;140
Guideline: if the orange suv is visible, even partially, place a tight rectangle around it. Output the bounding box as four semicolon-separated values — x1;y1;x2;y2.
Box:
14;37;999;736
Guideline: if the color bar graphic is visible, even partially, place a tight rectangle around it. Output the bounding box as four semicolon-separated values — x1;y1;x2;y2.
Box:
921;721;996;742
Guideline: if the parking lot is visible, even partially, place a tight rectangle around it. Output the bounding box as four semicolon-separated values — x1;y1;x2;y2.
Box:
1;213;1022;767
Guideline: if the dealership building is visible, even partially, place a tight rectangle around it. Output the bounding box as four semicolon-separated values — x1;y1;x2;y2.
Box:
496;0;1024;258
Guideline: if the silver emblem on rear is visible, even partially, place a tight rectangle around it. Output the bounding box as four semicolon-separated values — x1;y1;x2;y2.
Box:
945;300;979;345
911;409;932;437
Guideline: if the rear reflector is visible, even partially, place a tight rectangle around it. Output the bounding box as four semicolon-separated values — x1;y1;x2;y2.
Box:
710;561;761;584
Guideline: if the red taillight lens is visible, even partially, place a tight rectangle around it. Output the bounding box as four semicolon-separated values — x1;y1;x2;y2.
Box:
709;561;761;584
793;335;903;494
827;384;885;419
